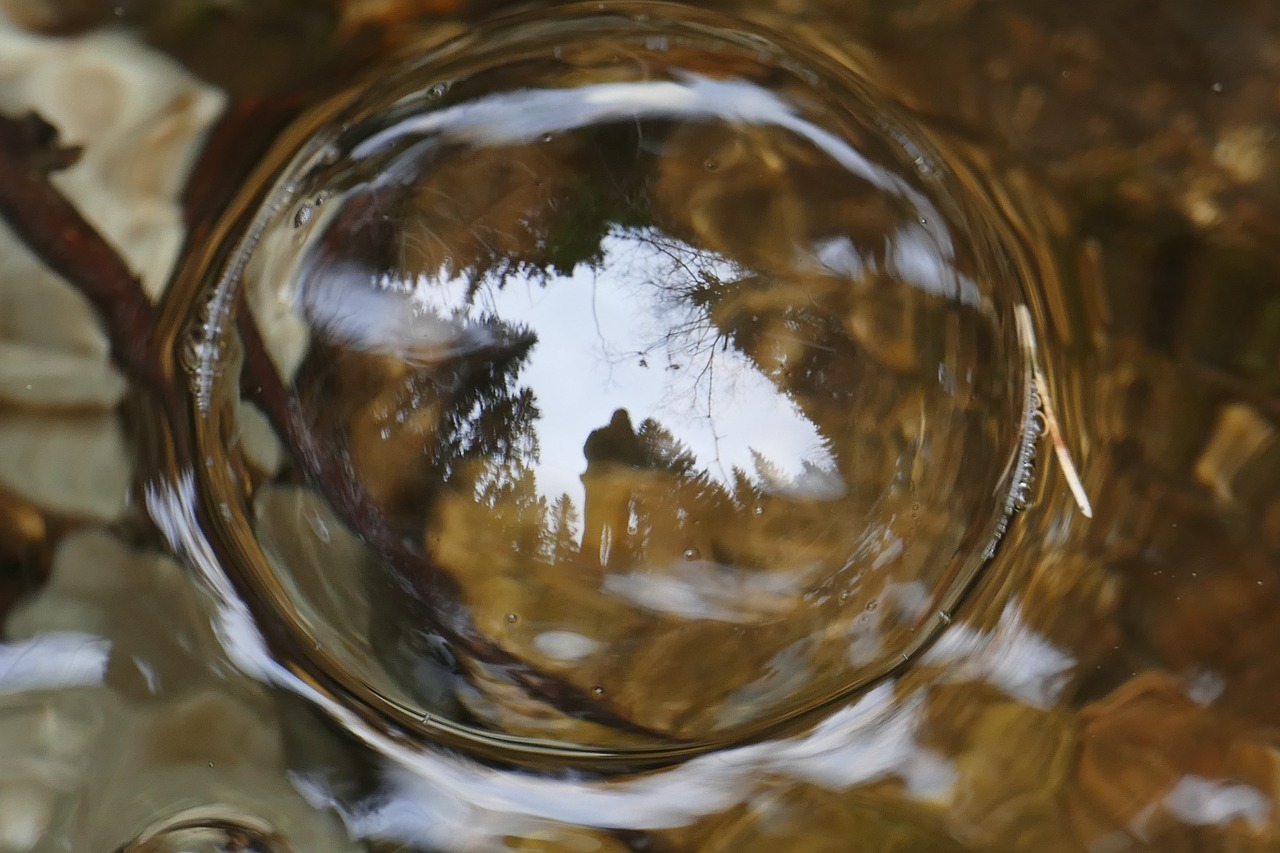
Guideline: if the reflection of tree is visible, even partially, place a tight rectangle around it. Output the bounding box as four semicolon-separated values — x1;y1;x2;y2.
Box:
397;122;652;301
547;493;580;566
419;328;553;571
428;327;540;495
628;418;735;566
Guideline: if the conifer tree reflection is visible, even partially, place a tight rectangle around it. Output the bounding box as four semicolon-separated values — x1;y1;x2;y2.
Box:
547;493;580;566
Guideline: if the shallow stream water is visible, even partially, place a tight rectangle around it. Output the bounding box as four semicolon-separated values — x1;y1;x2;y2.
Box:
1;1;1279;851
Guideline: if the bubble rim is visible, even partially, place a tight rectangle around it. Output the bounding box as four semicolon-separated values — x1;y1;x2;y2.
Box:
170;0;1041;768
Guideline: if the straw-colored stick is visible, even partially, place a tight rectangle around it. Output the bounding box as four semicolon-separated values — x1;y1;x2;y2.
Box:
1015;305;1094;518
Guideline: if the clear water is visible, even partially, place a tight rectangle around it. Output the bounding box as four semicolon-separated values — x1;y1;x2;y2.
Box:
2;0;1279;850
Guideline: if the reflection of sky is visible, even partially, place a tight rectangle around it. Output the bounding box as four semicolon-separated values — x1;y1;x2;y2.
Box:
405;230;833;507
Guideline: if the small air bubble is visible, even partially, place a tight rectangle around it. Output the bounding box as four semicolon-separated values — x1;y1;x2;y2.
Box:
682;547;699;560
592;685;605;697
838;591;850;602
704;158;719;171
866;599;879;611
293;205;312;228
540;133;554;143
505;612;519;624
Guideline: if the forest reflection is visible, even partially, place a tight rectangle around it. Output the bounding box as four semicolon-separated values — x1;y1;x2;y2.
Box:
303;215;877;586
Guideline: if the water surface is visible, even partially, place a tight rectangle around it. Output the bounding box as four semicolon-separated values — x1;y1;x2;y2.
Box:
1;0;1278;850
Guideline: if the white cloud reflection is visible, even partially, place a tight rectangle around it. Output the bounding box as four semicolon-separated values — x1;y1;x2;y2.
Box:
922;601;1075;709
1162;776;1270;831
0;632;110;693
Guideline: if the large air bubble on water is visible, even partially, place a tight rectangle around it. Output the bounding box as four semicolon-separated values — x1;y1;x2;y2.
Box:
181;2;1034;757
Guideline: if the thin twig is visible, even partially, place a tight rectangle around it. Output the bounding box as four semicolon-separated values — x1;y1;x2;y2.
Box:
1015;305;1094;518
0;113;163;388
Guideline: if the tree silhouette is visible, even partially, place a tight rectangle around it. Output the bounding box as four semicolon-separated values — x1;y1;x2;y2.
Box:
547;493;581;566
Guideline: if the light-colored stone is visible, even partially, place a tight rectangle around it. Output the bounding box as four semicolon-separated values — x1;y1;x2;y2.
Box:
0;340;127;409
0;413;130;521
0;24;226;299
0;782;53;851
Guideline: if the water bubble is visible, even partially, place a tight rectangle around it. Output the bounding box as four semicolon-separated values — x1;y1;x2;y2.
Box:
179;2;1035;760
